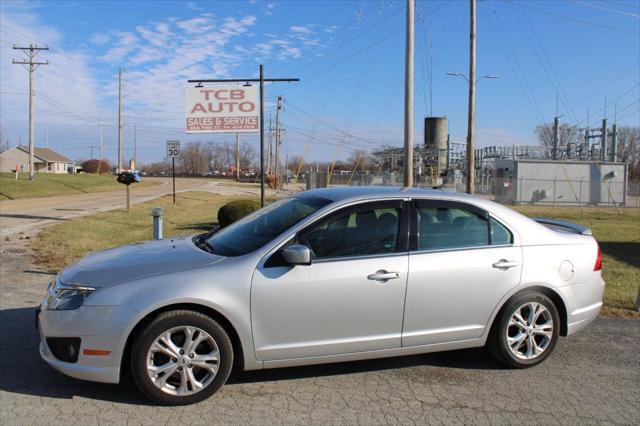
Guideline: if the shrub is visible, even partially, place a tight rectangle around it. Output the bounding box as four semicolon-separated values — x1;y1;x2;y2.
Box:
217;199;260;227
82;159;111;174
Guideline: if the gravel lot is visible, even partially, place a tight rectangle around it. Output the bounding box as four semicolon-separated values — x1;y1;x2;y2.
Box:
1;219;639;425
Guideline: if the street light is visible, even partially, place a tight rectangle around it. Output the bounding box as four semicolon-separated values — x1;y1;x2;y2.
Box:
446;71;500;194
446;71;500;83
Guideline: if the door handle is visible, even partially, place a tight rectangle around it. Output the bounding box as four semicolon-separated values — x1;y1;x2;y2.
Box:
367;270;400;282
492;259;519;270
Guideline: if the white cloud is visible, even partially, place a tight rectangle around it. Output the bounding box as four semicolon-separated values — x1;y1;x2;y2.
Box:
99;32;139;62
90;33;110;45
290;25;312;36
0;1;100;154
176;17;212;34
0;2;336;162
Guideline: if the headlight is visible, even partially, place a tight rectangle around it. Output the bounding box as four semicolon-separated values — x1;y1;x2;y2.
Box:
46;278;95;311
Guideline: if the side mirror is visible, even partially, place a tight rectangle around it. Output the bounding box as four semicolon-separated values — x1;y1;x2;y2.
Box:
281;244;312;266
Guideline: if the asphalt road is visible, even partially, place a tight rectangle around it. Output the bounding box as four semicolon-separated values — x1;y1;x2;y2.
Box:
1;238;638;425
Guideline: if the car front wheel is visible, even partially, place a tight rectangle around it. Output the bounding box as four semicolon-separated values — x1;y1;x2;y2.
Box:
489;292;560;368
130;310;233;405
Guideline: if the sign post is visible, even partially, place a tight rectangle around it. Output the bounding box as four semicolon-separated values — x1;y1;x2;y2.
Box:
166;141;180;204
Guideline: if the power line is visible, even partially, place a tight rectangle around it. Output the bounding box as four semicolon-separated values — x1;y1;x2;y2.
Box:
282;27;404;93
286;4;402;77
271;0;391;75
573;82;640;127
511;2;639;35
484;10;550;143
571;0;640;18
573;62;640;106
508;2;579;124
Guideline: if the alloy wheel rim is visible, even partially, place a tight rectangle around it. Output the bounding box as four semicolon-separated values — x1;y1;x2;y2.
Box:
146;326;220;396
506;302;553;360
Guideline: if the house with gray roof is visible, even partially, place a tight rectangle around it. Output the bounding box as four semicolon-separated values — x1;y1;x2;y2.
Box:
0;146;75;173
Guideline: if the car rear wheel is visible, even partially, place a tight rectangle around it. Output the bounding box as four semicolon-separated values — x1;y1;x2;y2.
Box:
489;291;560;368
130;310;233;405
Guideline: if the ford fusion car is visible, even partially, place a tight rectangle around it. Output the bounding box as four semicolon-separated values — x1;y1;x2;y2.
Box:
37;187;604;405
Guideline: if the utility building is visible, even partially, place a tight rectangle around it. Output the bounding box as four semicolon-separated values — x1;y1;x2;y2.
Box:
494;159;627;206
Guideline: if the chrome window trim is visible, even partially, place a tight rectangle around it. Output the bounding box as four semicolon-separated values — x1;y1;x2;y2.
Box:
409;243;514;256
311;251;408;264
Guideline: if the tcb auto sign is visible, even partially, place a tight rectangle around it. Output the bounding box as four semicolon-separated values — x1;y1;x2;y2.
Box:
185;86;259;133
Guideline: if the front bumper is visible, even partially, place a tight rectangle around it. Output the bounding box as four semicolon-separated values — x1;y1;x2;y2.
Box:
38;304;139;384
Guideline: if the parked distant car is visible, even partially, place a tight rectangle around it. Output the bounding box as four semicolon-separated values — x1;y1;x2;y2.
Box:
37;187;604;405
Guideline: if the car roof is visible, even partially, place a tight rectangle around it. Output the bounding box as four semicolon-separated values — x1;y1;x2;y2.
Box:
299;186;474;203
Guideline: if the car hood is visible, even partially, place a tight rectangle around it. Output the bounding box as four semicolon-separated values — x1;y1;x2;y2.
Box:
58;236;224;288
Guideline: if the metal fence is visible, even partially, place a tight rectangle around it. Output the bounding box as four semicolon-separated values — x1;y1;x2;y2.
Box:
299;172;639;208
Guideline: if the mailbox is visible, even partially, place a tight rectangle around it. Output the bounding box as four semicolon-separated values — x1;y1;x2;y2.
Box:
117;172;141;186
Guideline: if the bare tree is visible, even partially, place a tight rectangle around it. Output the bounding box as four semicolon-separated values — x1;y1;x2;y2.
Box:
347;149;380;172
143;160;171;175
616;126;640;181
204;141;225;172
179;142;208;175
239;142;255;170
534;122;578;158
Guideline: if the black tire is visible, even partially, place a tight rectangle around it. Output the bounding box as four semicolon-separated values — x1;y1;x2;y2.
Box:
488;291;560;368
130;310;233;405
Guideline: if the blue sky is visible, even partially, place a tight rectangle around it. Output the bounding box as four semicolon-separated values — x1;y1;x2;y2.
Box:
1;0;639;164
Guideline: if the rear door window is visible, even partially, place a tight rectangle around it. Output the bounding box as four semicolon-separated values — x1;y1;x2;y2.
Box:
416;205;489;250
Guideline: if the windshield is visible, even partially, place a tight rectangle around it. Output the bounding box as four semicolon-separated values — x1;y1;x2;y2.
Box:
205;196;332;256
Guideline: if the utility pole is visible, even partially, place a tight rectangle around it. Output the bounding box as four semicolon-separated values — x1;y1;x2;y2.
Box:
268;114;273;175
235;132;240;182
45;131;48;149
611;124;618;162
133;124;137;167
403;0;415;187
466;0;477;194
601;119;607;161
285;151;289;188
275;96;283;189
117;68;123;173
12;44;49;181
98;115;102;163
92;114;102;174
552;116;560;160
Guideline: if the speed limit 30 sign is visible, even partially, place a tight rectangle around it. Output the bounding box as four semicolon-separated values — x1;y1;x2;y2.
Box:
166;141;180;158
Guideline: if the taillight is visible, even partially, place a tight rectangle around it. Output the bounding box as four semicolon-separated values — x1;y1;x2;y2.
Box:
594;243;602;271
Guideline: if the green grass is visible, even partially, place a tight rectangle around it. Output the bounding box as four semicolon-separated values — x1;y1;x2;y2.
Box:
213;180;261;188
0;172;157;200
513;206;639;318
31;192;258;272
30;196;639;318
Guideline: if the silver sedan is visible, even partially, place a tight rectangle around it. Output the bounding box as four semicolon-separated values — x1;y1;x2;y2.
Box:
37;187;604;405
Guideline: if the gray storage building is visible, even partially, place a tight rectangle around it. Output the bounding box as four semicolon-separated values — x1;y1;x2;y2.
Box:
494;159;627;206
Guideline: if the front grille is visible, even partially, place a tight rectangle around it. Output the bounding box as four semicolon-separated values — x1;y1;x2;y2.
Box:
46;337;81;363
